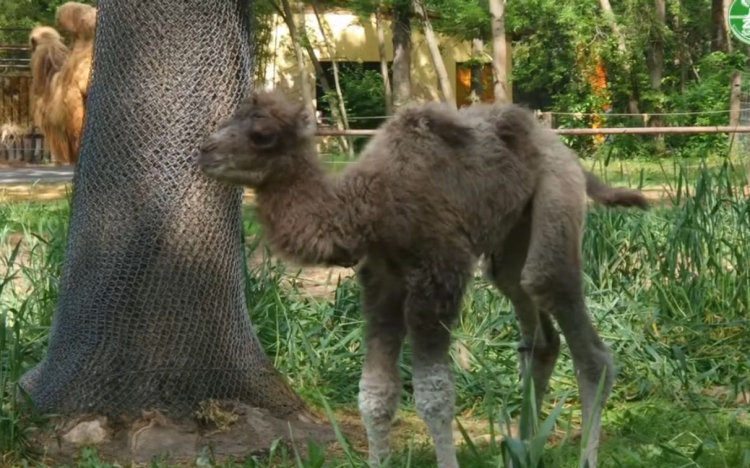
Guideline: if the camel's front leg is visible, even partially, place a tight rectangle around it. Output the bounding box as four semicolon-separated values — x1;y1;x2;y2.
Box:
405;267;468;468
412;350;458;468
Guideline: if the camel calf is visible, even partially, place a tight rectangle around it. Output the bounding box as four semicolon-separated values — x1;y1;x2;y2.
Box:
197;90;649;468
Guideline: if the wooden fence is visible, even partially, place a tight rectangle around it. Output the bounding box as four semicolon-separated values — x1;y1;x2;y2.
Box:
0;31;52;164
0;74;50;164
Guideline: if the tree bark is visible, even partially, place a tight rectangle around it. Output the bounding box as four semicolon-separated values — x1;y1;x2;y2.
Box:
488;0;509;103
599;0;641;114
391;0;412;110
470;39;485;104
711;0;730;52
310;1;354;156
376;5;394;116
274;0;351;152
281;0;313;110
730;71;742;127
413;0;455;108
647;0;666;92
20;0;305;418
724;0;735;53
648;0;666;149
673;0;688;93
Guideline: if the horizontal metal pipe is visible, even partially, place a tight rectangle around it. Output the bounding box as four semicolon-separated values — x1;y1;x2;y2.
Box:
315;126;750;137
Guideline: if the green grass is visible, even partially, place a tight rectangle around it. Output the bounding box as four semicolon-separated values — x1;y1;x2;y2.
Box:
2;157;750;467
584;153;749;191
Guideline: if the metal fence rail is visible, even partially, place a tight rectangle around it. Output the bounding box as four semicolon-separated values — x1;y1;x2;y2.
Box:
317;126;750;137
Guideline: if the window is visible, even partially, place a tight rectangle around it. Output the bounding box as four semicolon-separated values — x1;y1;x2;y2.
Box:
455;63;495;107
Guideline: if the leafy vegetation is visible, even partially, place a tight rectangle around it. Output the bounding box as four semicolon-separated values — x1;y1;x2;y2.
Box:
0;0;95;43
2;157;750;467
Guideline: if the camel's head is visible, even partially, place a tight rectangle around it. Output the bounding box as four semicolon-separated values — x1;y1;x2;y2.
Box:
29;26;63;52
56;2;97;41
198;89;316;188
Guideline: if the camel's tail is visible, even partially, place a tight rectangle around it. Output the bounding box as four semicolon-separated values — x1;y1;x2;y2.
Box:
584;170;650;210
469;101;651;211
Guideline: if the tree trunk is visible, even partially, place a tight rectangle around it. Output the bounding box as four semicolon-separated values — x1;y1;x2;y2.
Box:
310;1;354;156
274;0;351;153
674;0;688;93
470;39;485;104
599;0;641;114
391;0;412;110
711;0;730;52
730;71;742;127
21;0;305;419
648;0;666;150
488;0;509;103
281;0;313;110
724;0;735;53
376;4;394;116
647;0;665;92
413;0;455;108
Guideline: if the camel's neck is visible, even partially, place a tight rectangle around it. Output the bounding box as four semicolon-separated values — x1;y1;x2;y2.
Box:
254;143;358;266
256;143;335;208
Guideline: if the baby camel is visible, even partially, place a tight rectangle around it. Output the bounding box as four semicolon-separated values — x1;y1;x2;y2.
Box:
197;90;649;468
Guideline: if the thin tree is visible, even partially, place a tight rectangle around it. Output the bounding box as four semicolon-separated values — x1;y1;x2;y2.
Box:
273;0;351;153
488;0;509;103
712;0;730;52
376;3;394;115
391;0;413;110
647;0;666;149
310;0;354;155
281;0;313;110
470;39;486;104
598;0;641;114
724;0;743;130
412;0;456;108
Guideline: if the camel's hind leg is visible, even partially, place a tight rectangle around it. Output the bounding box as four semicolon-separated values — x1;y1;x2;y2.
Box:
483;214;561;416
357;258;407;467
520;173;614;468
404;261;471;468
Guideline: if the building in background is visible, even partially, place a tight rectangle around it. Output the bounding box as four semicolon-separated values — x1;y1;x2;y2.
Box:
261;6;514;117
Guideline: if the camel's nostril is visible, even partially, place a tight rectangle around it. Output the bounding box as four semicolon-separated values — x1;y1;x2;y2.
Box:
200;138;219;154
197;148;223;168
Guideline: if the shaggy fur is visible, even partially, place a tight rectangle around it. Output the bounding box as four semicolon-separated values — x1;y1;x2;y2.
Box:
197;90;650;468
30;2;96;165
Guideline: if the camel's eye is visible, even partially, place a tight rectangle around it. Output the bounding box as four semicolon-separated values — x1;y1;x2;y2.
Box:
249;130;276;148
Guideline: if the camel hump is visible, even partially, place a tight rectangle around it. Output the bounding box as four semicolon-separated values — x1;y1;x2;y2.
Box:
391;103;474;147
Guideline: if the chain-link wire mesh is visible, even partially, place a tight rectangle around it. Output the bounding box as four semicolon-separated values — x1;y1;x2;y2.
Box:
20;0;304;418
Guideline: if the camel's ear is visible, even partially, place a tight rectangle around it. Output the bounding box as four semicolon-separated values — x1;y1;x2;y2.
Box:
296;105;317;138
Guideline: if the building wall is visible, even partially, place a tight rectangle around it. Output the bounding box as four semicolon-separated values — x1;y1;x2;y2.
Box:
262;9;513;109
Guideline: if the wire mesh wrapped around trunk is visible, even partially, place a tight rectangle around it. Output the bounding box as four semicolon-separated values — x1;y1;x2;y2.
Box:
21;0;303;418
